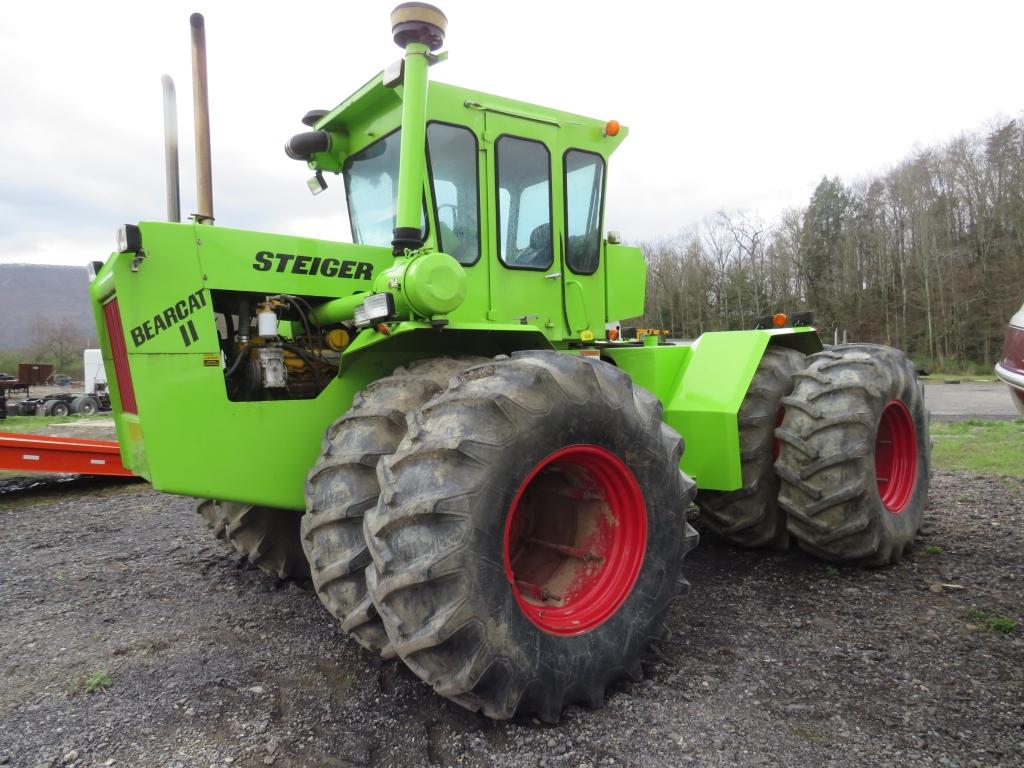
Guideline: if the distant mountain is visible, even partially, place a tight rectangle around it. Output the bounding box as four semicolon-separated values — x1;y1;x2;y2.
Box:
0;264;96;349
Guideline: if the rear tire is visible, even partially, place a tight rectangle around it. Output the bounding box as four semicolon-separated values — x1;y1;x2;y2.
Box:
302;357;488;657
365;351;698;721
195;498;309;579
775;344;930;566
695;345;806;548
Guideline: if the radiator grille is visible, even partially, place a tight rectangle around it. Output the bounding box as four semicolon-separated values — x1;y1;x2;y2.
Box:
102;298;138;414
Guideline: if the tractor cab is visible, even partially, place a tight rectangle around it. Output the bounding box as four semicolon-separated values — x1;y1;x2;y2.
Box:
285;65;644;344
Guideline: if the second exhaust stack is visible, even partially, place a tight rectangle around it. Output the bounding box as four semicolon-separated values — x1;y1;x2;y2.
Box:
190;12;214;224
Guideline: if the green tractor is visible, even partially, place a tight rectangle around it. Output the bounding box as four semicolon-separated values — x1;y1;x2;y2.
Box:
89;4;930;721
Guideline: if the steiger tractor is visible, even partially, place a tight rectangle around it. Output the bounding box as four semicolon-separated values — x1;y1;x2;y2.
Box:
89;4;930;721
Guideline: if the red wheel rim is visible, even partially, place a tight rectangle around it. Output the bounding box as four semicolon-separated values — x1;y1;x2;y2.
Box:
875;400;918;513
502;445;647;636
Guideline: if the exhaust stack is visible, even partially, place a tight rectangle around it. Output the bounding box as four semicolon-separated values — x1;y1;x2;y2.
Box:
190;13;214;223
160;75;181;223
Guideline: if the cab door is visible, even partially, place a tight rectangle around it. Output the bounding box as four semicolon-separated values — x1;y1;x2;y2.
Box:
482;112;565;341
559;148;607;339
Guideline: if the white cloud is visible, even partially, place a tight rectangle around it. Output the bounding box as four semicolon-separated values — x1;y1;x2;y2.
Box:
1;0;1022;265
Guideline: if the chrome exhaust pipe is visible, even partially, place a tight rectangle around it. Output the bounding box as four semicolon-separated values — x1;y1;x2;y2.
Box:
190;12;214;224
160;75;181;223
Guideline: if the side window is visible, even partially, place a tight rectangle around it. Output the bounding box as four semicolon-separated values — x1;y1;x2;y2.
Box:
495;136;552;270
426;123;480;265
564;150;605;274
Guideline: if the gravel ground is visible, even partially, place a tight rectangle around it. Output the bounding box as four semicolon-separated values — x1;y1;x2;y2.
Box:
1;471;1022;768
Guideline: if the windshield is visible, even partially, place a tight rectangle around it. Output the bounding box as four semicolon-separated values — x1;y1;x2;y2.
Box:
343;130;426;247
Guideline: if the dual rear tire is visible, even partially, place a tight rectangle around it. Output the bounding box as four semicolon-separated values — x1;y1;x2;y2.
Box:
776;344;930;566
695;343;930;567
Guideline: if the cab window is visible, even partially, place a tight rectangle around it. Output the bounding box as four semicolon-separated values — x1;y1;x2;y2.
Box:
426;123;480;265
343;130;426;247
495;136;552;270
564;150;605;274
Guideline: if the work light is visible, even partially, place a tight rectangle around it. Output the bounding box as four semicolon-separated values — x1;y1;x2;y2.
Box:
116;224;142;254
353;292;397;327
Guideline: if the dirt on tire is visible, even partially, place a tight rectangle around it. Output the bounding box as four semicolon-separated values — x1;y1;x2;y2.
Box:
365;351;699;721
776;344;931;566
302;357;488;657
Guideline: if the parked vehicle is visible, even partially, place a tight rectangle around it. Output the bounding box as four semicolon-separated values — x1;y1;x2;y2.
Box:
996;300;1024;416
6;351;111;417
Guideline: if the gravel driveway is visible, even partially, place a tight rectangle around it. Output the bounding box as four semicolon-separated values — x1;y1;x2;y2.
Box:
2;471;1022;768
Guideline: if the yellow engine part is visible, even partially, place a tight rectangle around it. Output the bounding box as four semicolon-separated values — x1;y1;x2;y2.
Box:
283;350;307;372
325;328;350;351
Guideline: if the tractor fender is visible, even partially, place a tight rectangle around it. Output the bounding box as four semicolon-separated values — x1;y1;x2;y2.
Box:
603;328;822;492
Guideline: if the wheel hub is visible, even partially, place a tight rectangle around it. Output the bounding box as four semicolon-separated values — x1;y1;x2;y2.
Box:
503;445;647;636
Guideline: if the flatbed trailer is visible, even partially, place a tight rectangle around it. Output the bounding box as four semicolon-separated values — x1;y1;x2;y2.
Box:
0;432;131;477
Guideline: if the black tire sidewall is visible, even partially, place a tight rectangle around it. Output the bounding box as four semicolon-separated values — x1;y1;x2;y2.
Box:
455;390;686;688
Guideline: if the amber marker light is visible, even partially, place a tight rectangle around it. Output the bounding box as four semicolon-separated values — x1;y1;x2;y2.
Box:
604;119;620;137
772;313;788;328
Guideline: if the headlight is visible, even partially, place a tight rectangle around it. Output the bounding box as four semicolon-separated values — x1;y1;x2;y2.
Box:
116;224;142;253
353;292;396;327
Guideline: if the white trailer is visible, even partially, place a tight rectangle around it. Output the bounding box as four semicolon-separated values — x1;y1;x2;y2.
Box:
83;349;108;398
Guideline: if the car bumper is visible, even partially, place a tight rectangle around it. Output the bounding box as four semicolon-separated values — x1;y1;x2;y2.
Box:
995;361;1024;391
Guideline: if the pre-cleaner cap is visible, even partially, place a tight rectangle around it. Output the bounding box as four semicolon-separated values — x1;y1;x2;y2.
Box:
391;3;447;50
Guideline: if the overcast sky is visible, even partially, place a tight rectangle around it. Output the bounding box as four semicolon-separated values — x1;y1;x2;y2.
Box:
1;0;1021;266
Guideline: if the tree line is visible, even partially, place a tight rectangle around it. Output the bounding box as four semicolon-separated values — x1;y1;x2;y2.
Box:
637;115;1024;370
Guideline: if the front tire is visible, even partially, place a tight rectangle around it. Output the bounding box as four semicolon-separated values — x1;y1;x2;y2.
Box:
364;351;698;721
775;344;930;566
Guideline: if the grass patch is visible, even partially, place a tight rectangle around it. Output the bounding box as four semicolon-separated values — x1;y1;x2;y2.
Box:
925;545;942;555
0;414;106;433
68;668;112;695
968;608;1018;634
930;419;1024;477
824;566;840;579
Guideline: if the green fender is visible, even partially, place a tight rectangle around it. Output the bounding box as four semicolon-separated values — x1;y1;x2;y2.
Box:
603;328;822;491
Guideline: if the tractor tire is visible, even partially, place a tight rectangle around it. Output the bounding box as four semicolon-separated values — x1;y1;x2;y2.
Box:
195;498;309;579
364;351;699;721
694;345;806;548
775;344;930;566
303;356;488;657
196;498;229;541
